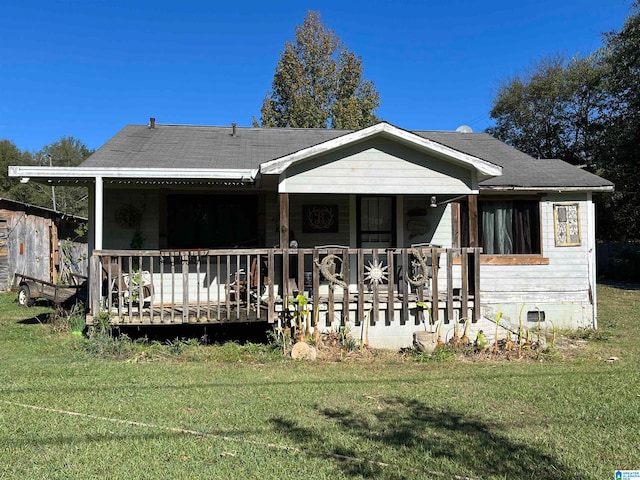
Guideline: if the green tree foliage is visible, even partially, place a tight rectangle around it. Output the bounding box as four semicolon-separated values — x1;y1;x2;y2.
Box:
36;136;93;217
0;140;46;205
488;1;640;240
488;54;605;166
0;137;93;217
257;11;380;129
595;1;640;240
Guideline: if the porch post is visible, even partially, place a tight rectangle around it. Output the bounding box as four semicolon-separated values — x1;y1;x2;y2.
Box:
94;176;104;250
279;193;290;300
279;192;290;248
467;194;478;248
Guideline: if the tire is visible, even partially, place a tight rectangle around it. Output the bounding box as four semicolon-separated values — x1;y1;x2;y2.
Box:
17;284;35;307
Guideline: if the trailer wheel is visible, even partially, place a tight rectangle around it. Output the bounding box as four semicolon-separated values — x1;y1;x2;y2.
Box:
18;285;35;307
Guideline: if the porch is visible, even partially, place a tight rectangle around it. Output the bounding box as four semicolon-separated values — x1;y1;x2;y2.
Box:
88;246;481;333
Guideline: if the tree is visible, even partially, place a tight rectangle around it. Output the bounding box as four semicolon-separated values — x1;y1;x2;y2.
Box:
256;11;380;129
487;1;640;240
593;0;640;240
35;136;93;217
0;140;46;205
488;54;606;167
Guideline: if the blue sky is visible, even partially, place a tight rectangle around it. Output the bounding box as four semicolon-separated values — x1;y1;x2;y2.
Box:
0;0;632;153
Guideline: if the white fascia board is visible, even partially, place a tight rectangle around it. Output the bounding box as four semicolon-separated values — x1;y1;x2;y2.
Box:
260;122;503;177
9;166;258;182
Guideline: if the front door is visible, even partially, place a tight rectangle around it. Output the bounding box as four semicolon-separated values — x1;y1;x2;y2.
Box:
357;196;396;248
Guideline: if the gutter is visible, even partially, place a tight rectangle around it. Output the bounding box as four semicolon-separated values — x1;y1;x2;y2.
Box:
9;166;259;184
481;185;614;193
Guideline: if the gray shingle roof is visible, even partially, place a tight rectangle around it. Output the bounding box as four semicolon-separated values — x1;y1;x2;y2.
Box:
80;123;613;190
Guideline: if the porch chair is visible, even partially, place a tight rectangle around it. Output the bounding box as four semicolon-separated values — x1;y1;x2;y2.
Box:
103;261;154;307
226;257;268;307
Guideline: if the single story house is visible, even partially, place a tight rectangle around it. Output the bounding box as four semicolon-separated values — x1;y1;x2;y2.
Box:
9;120;614;348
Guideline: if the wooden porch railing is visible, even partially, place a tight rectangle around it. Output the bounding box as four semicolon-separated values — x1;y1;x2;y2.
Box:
88;247;481;328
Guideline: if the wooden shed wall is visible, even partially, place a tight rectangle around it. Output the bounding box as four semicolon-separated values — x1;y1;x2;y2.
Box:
0;207;88;291
1;209;52;290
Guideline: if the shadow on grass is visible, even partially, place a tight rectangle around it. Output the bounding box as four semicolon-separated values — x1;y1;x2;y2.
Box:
18;312;52;325
271;397;586;480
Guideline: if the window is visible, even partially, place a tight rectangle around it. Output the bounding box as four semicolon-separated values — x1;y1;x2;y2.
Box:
166;194;258;249
357;196;395;248
478;200;540;254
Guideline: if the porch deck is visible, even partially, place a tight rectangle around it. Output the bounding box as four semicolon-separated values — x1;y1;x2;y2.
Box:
88;247;481;330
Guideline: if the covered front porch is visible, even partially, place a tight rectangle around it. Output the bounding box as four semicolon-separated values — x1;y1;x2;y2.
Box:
88;246;481;340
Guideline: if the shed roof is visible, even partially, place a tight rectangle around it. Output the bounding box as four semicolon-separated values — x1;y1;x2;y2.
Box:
75;122;613;191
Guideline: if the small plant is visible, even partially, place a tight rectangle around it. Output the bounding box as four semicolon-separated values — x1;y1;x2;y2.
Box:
48;302;85;334
416;301;434;331
412;344;456;363
460;318;470;345
93;309;113;336
293;294;310;340
493;312;503;355
67;303;86;335
475;329;487;350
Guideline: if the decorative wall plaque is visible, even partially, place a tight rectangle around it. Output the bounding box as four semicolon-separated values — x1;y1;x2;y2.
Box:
303;205;338;233
554;203;581;247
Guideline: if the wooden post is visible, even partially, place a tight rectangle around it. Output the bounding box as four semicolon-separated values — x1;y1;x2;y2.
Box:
386;249;394;325
280;193;290;304
342;248;349;322
182;253;189;323
461;249;469;322
468;195;478;248
401;248;408;326
474;248;481;322
279;193;289;249
90;254;101;318
451;202;460;248
446;249;453;324
357;249;364;327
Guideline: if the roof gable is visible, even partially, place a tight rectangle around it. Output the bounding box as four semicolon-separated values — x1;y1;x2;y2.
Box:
260;122;502;179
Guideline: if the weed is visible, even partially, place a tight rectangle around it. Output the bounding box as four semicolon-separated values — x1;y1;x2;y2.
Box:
564;327;611;342
413;344;457;362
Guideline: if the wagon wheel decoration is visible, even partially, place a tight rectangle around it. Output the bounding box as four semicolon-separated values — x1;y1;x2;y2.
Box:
407;248;430;287
364;260;389;286
315;254;347;289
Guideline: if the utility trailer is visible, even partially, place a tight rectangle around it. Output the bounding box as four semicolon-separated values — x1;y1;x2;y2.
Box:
15;273;87;307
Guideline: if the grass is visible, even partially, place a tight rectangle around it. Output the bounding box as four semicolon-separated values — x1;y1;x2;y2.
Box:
0;285;639;479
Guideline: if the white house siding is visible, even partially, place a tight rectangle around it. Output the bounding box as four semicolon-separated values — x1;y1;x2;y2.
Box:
264;192;351;248
102;187;160;250
480;193;595;330
402;196;453;248
280;139;476;195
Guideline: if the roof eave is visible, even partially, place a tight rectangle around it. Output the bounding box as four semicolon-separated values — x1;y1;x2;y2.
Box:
480;185;615;193
9;166;259;184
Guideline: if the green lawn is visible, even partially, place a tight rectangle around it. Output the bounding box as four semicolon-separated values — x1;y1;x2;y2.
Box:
0;286;638;479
